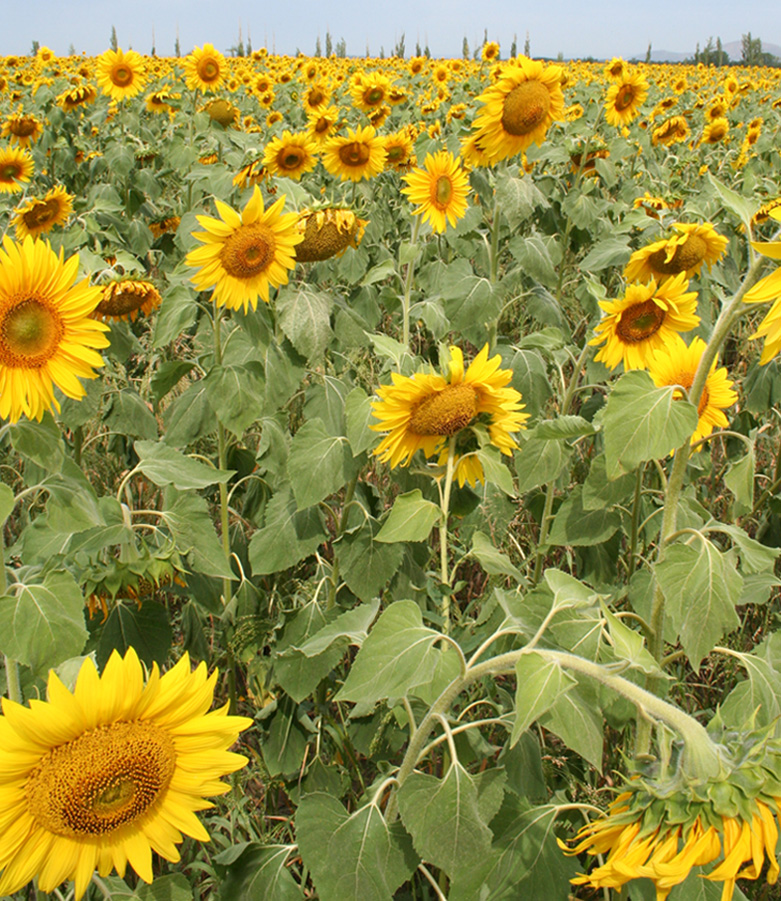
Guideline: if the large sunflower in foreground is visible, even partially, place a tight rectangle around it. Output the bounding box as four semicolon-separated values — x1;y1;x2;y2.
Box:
371;345;528;487
96;48;147;101
0;649;252;900
0;144;33;194
186;186;302;312
401;150;469;234
0;236;109;423
744;207;781;363
12;185;73;239
589;273;699;371
624;223;729;284
321;125;387;182
469;56;564;164
183;43;226;92
648;335;737;444
604;70;649;127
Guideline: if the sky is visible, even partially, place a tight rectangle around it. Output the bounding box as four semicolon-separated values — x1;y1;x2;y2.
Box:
6;0;780;60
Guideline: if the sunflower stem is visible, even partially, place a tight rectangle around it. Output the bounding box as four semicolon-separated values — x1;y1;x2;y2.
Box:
439;436;457;633
627;463;645;579
489;191;501;285
401;216;422;351
327;475;357;610
213;311;233;608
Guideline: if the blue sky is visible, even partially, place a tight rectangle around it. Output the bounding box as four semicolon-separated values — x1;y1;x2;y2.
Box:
8;0;780;60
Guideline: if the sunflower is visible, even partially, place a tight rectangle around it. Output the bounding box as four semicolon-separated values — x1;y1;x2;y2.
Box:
232;160;266;189
0;236;109;423
371;345;528;487
481;41;500;62
302;81;331;115
201;98;239;128
652;115;690;146
589;273;700;371
401;150;470;234
383;130;415;171
350;71;392;112
96;48;147;101
469;56;564;163
263;130;318;181
0;144;33;194
604;70;649;127
1;112;43;147
294;208;368;262
624;223;728;284
183;44;226;93
0;648;251;900
95;280;162;322
648;335;736;444
186;186;302;312
145;89;178;115
149;216;181;238
604;57;627;81
12;186;74;240
321;125;387;182
700;117;729;145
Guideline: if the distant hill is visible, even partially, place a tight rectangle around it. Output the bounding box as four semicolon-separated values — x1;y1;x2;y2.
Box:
633;40;780;63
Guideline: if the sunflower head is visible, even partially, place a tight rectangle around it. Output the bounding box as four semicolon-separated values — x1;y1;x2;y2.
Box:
322;125;387;182
184;43;226;92
0;144;33;194
12;186;73;240
95;280;162;322
201;98;239;128
1;112;43;147
604;70;649;127
625;223;729;284
401;150;470;234
294;208;368;262
262;130;318;180
96;48;147;101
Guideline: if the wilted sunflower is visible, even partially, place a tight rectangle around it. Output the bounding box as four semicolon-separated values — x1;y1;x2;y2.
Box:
12;185;74;239
648;335;736;444
263;130;318;180
624;223;728;284
95;280;162;322
589;273;700;371
294;208;368;262
401;150;470;234
0;649;251;900
481;41;500;62
604;70;649;127
322;125;387;182
149;216;181;238
652;115;690;147
0;236;109;422
469;56;564;163
186;186;302;312
1;112;43;147
183;43;226;92
0;144;33;193
96;48;147;101
56;83;97;112
371;344;528;487
201;98;239;128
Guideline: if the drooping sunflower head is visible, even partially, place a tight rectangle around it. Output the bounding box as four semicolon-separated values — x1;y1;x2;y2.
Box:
294;208;368;263
262;130;318;180
322;124;387;182
624;223;729;284
0;144;33;194
183;43;226;92
481;41;500;62
652;115;691;146
200;97;240;128
589;273;700;371
401;150;470;234
12;185;74;240
56;83;98;112
94;279;162;322
1;111;43;147
148;215;181;238
145;89;177;115
0;236;110;422
186;186;303;312
470;56;565;163
371;344;528;486
0;648;252;900
96;48;147;101
604;69;649;127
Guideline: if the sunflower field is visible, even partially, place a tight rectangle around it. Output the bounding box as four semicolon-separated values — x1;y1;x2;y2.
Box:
1;39;781;901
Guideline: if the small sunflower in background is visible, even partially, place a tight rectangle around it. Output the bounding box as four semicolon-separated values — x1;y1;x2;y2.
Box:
56;83;98;112
12;185;73;239
145;89;177;115
401;150;470;234
0;144;33;193
350;70;392;113
306;105;341;145
322;124;387;182
371;345;528;488
469;56;564;164
186;186;302;312
589;273;700;371
262;130;318;180
96;48;147;101
0;236;109;423
604;69;649;127
383;130;415;171
481;41;500;62
700;116;730;145
200;98;240;128
648;335;737;445
624;222;728;284
743;206;781;363
651;115;690;146
1;111;43;147
183;43;226;93
0;649;252;900
94;280;162;322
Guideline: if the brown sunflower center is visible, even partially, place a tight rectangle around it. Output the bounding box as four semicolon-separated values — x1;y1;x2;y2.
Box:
387;145;404;161
23;198;60;230
96;288;147;317
198;59;220;83
614;84;636;112
616;300;665;343
308;89;325;106
364;88;384;106
25;721;176;838
112;65;132;87
0;298;64;368
279;147;306;170
219;224;276;279
434;175;453;208
1;163;21;181
10;117;37;137
408;383;478;436
648;235;708;275
501;80;551;136
339;141;371;167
